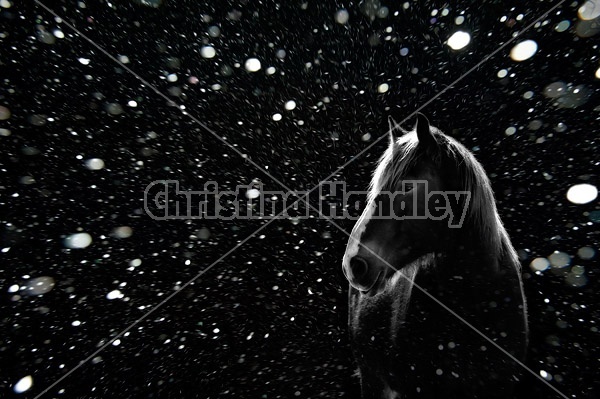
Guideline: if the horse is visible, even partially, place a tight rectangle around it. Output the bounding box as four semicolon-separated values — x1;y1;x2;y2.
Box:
341;114;528;399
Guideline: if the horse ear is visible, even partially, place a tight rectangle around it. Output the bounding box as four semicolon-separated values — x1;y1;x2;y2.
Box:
388;116;399;146
415;113;436;147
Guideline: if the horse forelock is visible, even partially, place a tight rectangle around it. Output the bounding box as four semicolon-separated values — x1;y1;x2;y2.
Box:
368;132;419;203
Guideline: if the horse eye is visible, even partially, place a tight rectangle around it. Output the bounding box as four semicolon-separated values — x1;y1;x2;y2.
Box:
403;182;414;192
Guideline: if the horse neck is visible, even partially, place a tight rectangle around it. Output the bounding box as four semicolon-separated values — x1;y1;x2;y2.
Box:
441;224;507;275
434;224;522;308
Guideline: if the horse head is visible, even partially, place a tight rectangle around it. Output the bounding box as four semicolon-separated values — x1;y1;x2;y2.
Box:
342;114;472;296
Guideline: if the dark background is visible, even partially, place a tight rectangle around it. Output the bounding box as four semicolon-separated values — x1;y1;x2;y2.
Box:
1;0;598;398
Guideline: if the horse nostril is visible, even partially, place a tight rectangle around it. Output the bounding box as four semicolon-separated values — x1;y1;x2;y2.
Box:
350;257;369;279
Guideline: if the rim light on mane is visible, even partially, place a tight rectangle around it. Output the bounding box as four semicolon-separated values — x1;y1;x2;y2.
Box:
368;122;519;269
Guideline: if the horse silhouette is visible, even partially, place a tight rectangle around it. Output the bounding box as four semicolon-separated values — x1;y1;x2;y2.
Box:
342;114;528;398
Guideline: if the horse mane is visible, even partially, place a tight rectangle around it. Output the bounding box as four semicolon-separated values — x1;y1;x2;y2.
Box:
369;124;519;270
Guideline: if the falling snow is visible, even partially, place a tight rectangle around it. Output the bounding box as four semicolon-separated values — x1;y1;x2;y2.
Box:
85;158;105;170
510;40;538;62
566;183;598;204
244;57;261;72
447;30;471;50
63;233;93;249
2;1;598;398
13;375;33;394
284;100;296;111
200;46;216;59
